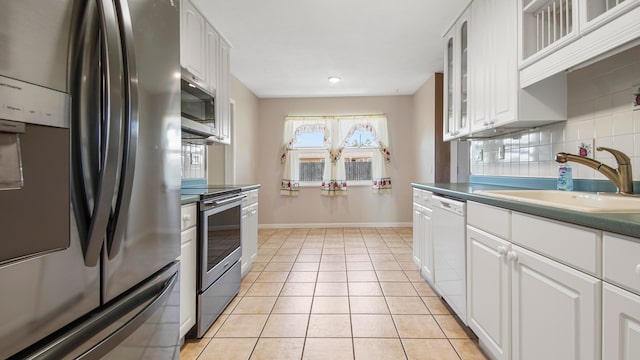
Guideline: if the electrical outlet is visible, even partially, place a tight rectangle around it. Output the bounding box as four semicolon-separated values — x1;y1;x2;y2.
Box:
498;145;505;160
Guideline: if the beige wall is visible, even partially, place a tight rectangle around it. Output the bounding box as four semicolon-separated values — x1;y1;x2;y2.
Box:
256;96;414;227
228;74;260;184
208;75;260;184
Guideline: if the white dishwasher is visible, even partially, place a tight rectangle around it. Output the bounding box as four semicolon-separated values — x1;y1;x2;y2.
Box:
432;195;467;324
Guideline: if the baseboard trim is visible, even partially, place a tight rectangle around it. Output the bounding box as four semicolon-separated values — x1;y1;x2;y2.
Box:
258;222;412;229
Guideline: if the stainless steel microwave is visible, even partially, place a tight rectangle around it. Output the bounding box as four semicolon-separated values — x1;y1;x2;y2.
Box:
181;69;216;138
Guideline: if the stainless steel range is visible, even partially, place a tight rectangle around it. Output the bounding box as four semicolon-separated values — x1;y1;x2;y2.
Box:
182;185;245;338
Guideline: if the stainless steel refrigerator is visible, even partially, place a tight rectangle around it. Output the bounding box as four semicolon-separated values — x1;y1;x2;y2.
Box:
0;0;181;358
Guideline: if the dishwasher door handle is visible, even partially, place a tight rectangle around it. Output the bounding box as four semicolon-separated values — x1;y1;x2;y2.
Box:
433;196;465;214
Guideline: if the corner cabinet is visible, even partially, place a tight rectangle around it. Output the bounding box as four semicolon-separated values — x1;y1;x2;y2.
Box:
443;7;471;141
241;189;259;278
179;203;197;340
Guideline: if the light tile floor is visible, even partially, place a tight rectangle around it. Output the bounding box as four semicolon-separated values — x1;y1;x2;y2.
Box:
181;227;488;360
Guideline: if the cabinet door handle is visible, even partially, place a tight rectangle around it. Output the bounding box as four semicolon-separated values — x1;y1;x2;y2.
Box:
507;251;518;262
497;246;507;257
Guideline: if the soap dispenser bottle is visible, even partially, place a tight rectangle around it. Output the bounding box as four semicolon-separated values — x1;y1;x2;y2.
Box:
557;164;573;191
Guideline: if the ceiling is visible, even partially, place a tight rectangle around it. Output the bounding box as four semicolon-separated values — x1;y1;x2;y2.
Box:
192;0;470;98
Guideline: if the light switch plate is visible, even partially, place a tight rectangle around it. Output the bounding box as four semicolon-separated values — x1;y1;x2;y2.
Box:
476;148;484;162
633;83;640;111
498;145;505;160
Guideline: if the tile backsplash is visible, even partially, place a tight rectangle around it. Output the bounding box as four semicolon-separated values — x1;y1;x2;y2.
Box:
471;45;640;181
181;141;206;179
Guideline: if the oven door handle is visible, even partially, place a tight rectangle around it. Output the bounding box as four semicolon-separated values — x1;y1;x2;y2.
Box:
203;194;246;207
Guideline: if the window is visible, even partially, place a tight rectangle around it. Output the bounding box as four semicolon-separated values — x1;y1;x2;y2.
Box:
280;115;391;196
343;129;378;183
290;126;327;184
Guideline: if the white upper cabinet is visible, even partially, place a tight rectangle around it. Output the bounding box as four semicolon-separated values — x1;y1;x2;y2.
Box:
520;0;640;87
206;23;219;94
180;0;207;87
216;38;231;144
467;0;567;137
443;7;471;141
519;0;579;67
181;1;232;144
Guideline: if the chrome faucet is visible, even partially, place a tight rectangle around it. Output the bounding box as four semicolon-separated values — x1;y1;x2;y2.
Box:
555;147;634;194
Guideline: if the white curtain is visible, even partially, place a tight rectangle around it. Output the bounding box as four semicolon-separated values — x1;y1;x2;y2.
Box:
281;114;391;196
335;116;391;193
321;118;347;196
280;117;328;196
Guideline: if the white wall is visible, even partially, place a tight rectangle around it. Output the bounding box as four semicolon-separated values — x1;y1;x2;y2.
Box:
470;45;640;181
256;96;414;227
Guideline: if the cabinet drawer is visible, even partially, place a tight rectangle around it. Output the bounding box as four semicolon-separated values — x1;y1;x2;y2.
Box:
412;188;432;208
467;201;510;239
512;213;601;276
604;232;640;295
181;203;197;231
243;189;259;207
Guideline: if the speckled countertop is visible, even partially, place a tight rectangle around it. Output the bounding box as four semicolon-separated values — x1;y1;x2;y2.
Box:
412;182;640;239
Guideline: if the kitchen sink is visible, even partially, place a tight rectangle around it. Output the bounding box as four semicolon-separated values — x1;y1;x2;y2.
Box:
473;189;640;213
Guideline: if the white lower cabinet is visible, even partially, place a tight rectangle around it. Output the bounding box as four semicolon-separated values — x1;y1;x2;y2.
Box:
179;204;197;340
510;244;601;360
603;283;640;360
420;207;433;284
603;232;640;360
467;226;511;360
467;201;602;360
412;188;433;285
412;203;423;268
241;190;259;278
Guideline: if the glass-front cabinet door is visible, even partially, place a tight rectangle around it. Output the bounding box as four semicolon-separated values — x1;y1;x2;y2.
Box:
443;6;471;141
443;32;456;140
459;20;469;135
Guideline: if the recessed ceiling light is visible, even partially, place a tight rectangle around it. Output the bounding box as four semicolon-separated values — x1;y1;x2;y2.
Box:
328;76;341;83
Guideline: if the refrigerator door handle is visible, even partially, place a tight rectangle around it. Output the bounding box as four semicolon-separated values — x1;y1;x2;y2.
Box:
12;263;179;360
83;0;126;267
107;0;139;260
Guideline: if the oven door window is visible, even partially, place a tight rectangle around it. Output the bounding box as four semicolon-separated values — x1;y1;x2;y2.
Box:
205;205;240;272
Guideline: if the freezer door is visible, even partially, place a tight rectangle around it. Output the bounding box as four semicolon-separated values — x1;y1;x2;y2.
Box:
102;0;181;302
0;1;101;358
10;262;179;360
